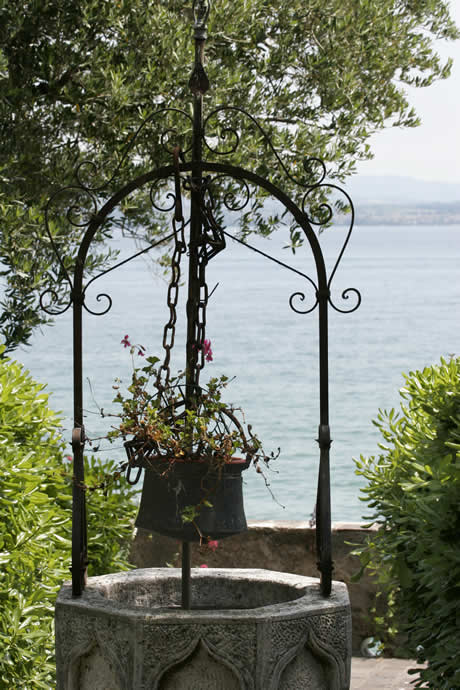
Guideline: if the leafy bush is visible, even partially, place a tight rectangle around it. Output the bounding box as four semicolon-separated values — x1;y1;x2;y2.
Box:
0;351;139;688
354;357;460;689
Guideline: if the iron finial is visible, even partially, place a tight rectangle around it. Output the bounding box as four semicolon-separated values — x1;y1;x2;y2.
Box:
189;0;210;94
193;0;210;39
189;62;210;95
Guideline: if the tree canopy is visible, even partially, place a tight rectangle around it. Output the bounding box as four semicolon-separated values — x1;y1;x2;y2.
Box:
0;0;458;351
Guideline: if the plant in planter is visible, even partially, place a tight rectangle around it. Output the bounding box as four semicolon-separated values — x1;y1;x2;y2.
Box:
106;336;279;542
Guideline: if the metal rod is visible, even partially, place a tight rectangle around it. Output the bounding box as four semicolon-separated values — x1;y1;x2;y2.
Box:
316;293;332;596
83;229;179;295
219;227;316;284
181;541;192;609
185;104;203;403
185;10;208;405
71;283;88;595
180;0;210;611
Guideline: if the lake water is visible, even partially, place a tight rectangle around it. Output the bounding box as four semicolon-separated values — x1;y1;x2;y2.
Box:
16;223;460;523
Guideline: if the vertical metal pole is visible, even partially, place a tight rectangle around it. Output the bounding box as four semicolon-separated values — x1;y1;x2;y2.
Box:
185;45;205;405
181;541;192;609
316;290;332;597
180;0;210;609
71;268;88;596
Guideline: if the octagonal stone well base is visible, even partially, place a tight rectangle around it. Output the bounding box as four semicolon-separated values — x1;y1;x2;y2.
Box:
55;568;351;689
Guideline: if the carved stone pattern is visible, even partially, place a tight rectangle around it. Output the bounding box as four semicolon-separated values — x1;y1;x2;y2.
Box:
309;610;351;689
309;608;351;663
269;616;311;662
142;622;202;682
55;574;352;689
142;621;256;689
55;609;99;689
267;610;350;689
94;614;135;682
79;644;122;690
55;609;88;661
279;646;328;690
270;611;349;662
159;640;241;689
55;608;134;690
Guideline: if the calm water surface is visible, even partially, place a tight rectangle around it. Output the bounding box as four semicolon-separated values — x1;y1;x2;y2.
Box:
16;224;460;522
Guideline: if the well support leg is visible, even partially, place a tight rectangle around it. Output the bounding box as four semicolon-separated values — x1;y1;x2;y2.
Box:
181;541;191;609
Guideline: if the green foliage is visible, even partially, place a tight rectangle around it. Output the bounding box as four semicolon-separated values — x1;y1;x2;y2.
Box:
0;0;458;351
354;357;460;688
110;346;277;463
0;351;139;688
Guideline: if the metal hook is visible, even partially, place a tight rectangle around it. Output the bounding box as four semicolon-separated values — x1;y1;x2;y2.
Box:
126;465;143;485
173;146;183;222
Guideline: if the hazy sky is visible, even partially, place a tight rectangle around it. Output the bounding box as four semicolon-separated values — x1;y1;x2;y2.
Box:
356;2;460;183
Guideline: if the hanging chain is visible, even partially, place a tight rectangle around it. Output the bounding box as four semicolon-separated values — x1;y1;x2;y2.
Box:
187;177;228;388
195;238;209;376
156;147;186;390
187;180;215;391
156;155;225;392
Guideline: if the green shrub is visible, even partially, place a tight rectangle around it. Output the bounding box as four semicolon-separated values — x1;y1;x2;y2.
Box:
0;351;139;688
354;357;460;689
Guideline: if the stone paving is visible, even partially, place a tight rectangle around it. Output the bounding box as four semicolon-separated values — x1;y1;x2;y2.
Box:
351;657;427;689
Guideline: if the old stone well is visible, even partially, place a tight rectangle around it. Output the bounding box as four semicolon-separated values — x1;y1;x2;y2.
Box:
55;568;351;689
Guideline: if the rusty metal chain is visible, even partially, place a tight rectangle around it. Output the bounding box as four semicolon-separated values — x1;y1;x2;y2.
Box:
157;153;224;392
195;240;209;376
189;178;228;386
156;148;186;390
188;184;214;389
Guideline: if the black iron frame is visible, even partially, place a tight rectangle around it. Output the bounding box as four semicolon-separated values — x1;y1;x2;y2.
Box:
41;0;360;602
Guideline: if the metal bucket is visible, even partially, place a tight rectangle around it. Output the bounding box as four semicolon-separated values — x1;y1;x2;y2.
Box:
135;457;250;541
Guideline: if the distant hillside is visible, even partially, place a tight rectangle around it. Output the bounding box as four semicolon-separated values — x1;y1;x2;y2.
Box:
241;175;460;226
344;175;460;204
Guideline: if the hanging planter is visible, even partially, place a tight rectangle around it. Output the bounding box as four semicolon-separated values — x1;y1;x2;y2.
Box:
106;346;279;543
133;453;251;540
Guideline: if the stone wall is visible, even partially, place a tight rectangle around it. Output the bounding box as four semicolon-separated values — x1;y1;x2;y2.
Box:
129;520;379;654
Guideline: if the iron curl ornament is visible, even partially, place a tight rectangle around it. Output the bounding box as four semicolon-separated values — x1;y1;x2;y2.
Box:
39;287;73;317
289;289;319;316
73;108;194;194
40;0;361;604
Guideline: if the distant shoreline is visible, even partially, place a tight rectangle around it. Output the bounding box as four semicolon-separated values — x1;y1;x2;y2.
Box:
335;201;460;226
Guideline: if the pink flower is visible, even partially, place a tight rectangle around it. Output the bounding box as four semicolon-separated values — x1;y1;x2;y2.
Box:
64;455;73;462
207;540;219;552
121;334;131;348
137;345;145;357
203;339;213;362
199;564;208;568
191;339;213;362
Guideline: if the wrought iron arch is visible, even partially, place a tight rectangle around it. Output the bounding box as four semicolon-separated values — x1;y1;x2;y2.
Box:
41;0;360;601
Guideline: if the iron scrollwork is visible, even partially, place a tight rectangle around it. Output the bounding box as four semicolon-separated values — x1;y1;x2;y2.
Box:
74;108;194;193
199;172;321;315
202;105;361;317
42;103;360;322
289;291;319;315
39;288;73;317
40;108;196;317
